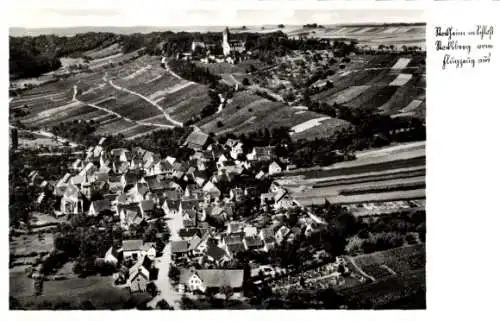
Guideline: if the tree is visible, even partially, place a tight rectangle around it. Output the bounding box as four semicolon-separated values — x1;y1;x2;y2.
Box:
242;78;250;86
168;264;180;283
147;282;158;296
221;285;234;302
156;299;173;310
278;24;285;28
80;300;96;310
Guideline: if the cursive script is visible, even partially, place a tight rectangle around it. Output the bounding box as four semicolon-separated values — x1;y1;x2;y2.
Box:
434;25;494;70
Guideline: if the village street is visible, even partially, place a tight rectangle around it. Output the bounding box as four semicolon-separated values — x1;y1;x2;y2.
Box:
147;213;184;309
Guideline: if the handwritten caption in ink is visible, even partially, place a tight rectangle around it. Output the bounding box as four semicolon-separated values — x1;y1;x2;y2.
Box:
435;25;494;70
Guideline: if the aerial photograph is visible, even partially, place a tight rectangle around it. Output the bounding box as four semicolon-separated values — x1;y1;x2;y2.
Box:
9;7;426;310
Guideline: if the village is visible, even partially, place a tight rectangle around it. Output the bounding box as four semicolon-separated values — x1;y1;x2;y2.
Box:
14;125;363;308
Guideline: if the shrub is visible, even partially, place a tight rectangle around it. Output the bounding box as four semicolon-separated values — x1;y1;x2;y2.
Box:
406;234;417;245
217;121;224;128
358;229;370;239
248;108;253;112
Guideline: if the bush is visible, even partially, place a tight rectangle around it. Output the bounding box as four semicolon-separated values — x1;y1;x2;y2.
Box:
358;229;370;239
242;78;250;86
216;121;224;128
406;234;417;245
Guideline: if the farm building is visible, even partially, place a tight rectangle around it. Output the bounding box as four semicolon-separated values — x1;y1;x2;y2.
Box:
179;268;244;293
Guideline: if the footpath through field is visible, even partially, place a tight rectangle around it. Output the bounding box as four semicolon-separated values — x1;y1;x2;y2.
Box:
72;85;174;130
103;74;183;128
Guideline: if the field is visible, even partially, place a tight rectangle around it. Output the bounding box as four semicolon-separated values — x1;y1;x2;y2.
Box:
351;244;425;280
276;141;425;206
340;268;425;308
339;243;426;308
10;274;151;309
10;24;425;142
308;54;425;117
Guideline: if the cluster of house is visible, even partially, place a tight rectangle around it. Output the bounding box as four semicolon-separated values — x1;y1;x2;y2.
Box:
48;131;290;221
31;129;309;294
98;239;158;292
169;211;323;295
178;27;249;65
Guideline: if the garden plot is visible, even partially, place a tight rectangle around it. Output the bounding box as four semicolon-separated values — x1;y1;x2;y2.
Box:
389;74;413;86
391;58;412;70
326;85;371;105
290;117;331;134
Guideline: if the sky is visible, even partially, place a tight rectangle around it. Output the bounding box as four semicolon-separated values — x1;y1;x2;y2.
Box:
9;1;425;28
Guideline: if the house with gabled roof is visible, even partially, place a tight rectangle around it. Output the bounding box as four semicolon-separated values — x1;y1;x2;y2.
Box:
60;183;85;215
179;268;244;293
202;181;221;200
119;204;143;230
162;199;181;218
128;261;150;293
88;199;112;216
144;175;168;191
171;240;191;259
122;239;144;262
205;244;230;264
247;146;276;161
230;142;244;160
139;200;155;218
103;246;121;266
243;236;264;250
268;161;282;176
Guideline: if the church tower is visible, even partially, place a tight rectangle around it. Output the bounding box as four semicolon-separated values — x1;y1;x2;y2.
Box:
222;27;231;56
